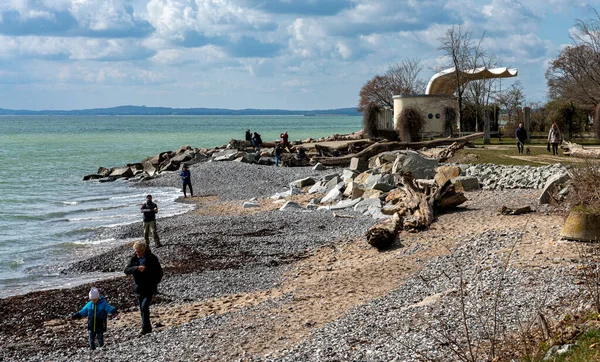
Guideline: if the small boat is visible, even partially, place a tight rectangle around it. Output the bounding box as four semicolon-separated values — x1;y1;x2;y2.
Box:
303;113;315;116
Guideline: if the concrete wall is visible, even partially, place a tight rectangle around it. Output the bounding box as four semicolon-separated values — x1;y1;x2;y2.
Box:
393;95;455;135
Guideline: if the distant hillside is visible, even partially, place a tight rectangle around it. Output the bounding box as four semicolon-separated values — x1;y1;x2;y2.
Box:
0;105;361;116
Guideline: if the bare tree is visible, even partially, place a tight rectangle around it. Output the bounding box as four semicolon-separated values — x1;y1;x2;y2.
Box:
358;58;426;111
437;25;486;134
546;5;600;108
498;81;526;123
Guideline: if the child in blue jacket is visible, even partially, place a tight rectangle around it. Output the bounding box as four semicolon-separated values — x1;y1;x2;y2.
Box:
70;287;118;350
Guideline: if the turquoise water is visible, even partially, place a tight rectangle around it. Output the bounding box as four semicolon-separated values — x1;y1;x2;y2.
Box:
0;115;362;297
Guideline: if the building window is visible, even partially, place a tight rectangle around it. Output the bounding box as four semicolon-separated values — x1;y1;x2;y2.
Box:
435;113;440;119
428;113;433;119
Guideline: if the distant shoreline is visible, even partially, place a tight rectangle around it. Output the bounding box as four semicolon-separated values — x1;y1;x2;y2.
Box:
0;105;362;117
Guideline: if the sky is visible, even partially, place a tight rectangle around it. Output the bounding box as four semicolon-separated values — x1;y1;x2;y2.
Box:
0;0;598;111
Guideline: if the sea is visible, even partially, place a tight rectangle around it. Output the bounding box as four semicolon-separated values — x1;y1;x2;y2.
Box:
0;114;362;298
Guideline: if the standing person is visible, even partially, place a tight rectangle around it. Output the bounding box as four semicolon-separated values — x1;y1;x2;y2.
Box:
548;123;563;156
180;164;193;198
69;287;118;350
245;129;252;144
124;240;163;335
141;195;161;248
280;131;290;151
515;123;527;154
274;141;282;166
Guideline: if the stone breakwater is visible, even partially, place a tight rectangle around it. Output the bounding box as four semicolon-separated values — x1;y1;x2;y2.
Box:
454;163;569;190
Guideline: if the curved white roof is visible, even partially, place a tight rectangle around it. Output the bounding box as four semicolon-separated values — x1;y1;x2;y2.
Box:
425;67;518;95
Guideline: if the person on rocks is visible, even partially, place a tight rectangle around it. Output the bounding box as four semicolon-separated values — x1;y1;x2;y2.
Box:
274;141;283;166
124;240;163;335
245;129;252;144
548;123;562;156
68;287;118;350
141;194;161;248
252;132;263;149
179;164;193;198
295;146;306;161
515;123;527;155
280;131;290;151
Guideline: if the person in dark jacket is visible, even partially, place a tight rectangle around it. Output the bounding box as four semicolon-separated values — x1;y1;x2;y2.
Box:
141;194;161;247
515;123;527;154
245;129;252;144
252;132;263;148
69;287;118;350
124;240;163;335
179;164;193;198
274;141;283;166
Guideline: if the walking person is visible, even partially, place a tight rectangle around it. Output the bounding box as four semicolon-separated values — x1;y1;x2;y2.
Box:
180;164;193;198
124;240;163;335
141;195;161;248
68;287;118;350
548;123;563;156
515;123;527;154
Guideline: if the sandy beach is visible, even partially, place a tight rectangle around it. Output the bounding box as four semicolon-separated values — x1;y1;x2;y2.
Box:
0;160;584;361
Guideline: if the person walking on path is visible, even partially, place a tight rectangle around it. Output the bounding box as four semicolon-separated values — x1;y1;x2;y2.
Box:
180;164;193;198
124;240;163;335
68;287;118;350
548;122;563;156
274;141;283;166
515;123;527;154
141;195;161;248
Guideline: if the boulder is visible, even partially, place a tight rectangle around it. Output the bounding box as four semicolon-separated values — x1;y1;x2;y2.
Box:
97;167;112;177
213;150;238;161
257;157;274;165
175;145;192;154
308;181;328;194
371;183;395;192
171;151;194;163
435;165;462;186
159;160;180;172
313;163;324;171
290;177;316;188
142;160;157;177
361;189;383;200
330;198;363;210
343;181;362;199
234;153;257;164
392;151;438;179
452;176;480;192
341;169;358;182
322;173;341;181
321;188;343;204
83;174;104;181
325;177;342;191
109;167;134;178
354;198;382;214
280;201;304;211
354;172;371;186
349;157;369;172
539;172;570;204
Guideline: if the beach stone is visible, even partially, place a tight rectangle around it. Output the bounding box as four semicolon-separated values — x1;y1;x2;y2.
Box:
341;169;358;182
257;157;274;165
354;198;382;213
83;174;104;181
321;188;343;204
379;163;394;174
279;201;303;211
171;151;194;163
322;173;341;182
354;172;371;186
343;182;364;199
142;161;157;177
399;151;438;179
109;167;134;178
452;176;480;191
325;177;343;191
362;189;383;199
213;150;238;161
234;153;256;163
159;160;180;172
349;157;369;172
435;165;461;186
312;163;324;171
539;172;570;204
290;177;316;188
371;183;395;192
330;198;362;210
243;201;260;208
308;181;328;194
97;167;112;177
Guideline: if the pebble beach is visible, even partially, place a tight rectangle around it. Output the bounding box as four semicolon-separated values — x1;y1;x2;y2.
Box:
0;159;586;361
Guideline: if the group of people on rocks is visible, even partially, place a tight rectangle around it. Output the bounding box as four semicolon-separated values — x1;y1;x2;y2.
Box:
68;192;168;350
514;122;563;156
245;129;306;166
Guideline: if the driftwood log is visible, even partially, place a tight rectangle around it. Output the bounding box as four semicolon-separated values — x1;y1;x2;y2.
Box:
314;140;374;157
311;133;484;167
366;174;467;249
561;142;600;158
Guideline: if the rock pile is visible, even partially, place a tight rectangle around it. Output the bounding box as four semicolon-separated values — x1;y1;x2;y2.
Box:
455;163;568;190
